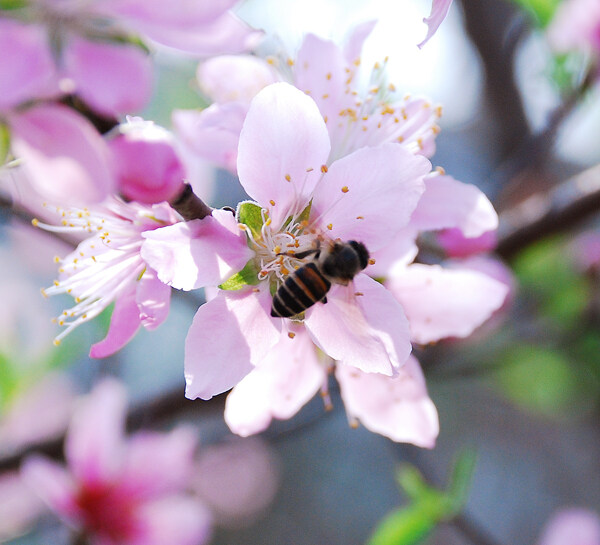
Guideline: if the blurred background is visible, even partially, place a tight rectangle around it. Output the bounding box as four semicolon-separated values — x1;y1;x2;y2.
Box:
1;0;600;544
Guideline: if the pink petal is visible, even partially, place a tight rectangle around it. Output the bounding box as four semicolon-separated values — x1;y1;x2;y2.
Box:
336;356;439;447
21;456;79;519
418;0;454;49
128;12;260;55
132;496;212;545
65;379;127;487
224;327;326;436
0;19;57;111
310;144;429;251
196;55;277;105
89;290;141;358
141;209;253;290
185;286;281;400
108;124;185;204
342;20;377;65
120;427;197;499
368;227;419;278
386;263;509;344
294;33;353;129
63;37;152;117
237;82;330;227
137;270;171;331
0;471;47;541
538;508;600;545
437;228;498;258
305;274;412;375
410;174;498;237
10;104;114;205
172;104;246;174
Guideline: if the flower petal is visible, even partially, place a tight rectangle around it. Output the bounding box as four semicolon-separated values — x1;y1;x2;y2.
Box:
120;427;197;499
224;327;325;436
141;209;253;291
0;19;57;111
65;379;127;488
197;55;277;105
89;290;141;358
418;0;453;49
305;274;411;375
368;227;419;278
21;456;79;519
63;37;152;117
386;263;509;344
337;356;439;447
133;496;212;545
310;143;429;251
342;20;377;65
137;270;171;331
10;104;114;205
172;104;246;174
237;82;330;227
185;286;281;400
538;508;600;545
410;174;498;237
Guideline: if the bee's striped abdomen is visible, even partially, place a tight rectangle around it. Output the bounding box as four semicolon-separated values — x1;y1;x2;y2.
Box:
271;263;331;318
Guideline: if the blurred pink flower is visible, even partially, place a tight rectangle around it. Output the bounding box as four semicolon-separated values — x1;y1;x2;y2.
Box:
174;23;442;172
538;508;600;545
418;0;454;48
108;118;186;204
22;379;211;545
547;0;600;54
38;198;179;357
437;228;498;258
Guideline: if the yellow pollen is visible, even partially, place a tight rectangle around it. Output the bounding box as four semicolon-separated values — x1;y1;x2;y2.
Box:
273;245;281;254
58;320;64;326
62;220;68;226
374;61;380;69
368;258;376;265
417;138;424;149
73;258;78;264
304;90;311;95
394;117;400;123
353;58;361;66
265;218;272;226
320;165;328;173
435;166;446;175
322;93;329;99
397;136;404;143
51;317;57;324
362;126;368;132
435;105;443;117
381;105;395;115
82;313;87;319
238;224;246;231
53;339;61;346
288;332;296;339
54;280;60;286
349;419;359;429
341;186;349;193
362;115;368;121
280;265;290;275
259;270;268;278
326;72;332;80
91;256;97;262
323;115;328;123
41;288;48;298
377;122;382;129
354;292;364;296
432;125;441;134
32;218;39;227
327;224;333;230
287;58;294;66
388;83;396;92
285;173;291;182
356;216;364;220
53;256;60;263
266;56;276;65
269;199;276;206
75;297;81;303
58;268;64;273
66;288;72;293
79;251;84;256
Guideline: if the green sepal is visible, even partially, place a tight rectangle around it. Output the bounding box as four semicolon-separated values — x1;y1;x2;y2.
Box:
237;201;265;240
219;260;260;290
0;123;10;165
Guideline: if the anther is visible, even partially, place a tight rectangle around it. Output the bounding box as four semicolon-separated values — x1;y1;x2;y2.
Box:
356;216;364;220
320;165;328;173
270;199;276;206
368;258;376;265
354;292;364;296
285;174;291;182
341;186;349;193
288;332;296;339
327;224;333;230
32;218;40;227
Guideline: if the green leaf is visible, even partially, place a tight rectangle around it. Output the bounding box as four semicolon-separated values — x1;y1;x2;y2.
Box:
0;0;28;9
446;449;478;515
0;123;10;165
237;201;265;240
219;260;260;290
367;504;436;545
508;0;561;27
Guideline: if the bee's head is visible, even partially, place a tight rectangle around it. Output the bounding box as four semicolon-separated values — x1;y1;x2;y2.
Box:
348;241;370;270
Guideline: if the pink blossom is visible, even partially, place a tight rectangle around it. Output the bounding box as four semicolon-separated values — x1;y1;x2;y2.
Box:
437;228;498;257
37;198;179;356
547;0;600;54
538;509;600;545
224;326;439;447
175;25;442;172
161;82;430;404
107;118;186;204
21;379;211;545
418;0;454;48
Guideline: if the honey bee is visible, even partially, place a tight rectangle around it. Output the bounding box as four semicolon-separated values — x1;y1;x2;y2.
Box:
270;240;370;318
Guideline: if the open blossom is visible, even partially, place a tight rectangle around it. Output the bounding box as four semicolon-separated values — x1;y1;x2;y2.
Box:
37;198;178;357
145;82;440;444
174;22;442;172
21;379;211;545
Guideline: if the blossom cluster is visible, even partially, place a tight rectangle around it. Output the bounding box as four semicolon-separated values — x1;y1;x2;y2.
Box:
3;0;507;451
